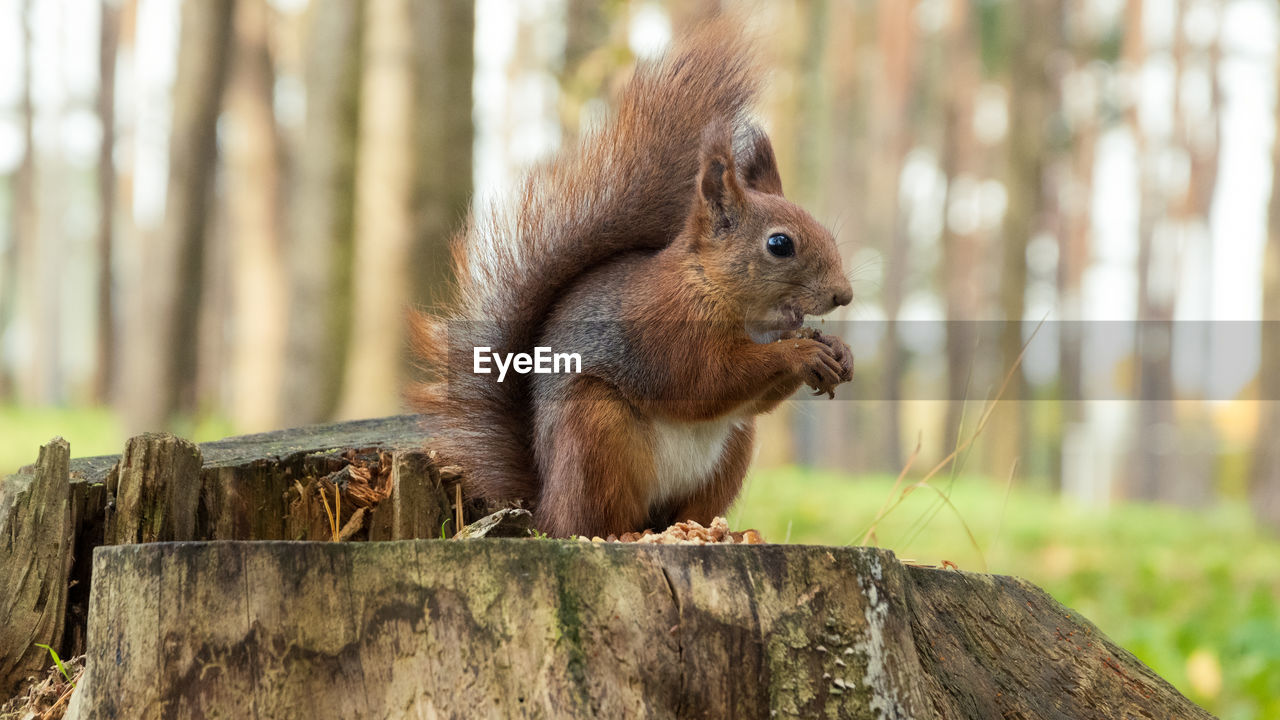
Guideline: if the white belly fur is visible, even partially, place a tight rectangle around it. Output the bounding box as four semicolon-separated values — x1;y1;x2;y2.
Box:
648;416;744;510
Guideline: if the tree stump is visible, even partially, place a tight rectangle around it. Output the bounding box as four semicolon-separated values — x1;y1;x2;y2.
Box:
0;416;1213;717
0;439;74;697
60;541;1210;719
104;433;202;545
0;415;447;696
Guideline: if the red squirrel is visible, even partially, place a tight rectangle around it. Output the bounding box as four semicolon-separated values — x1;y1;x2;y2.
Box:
409;19;854;538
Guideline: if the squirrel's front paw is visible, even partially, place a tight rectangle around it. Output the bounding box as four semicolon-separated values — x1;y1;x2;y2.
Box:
784;338;846;399
784;329;853;397
809;329;854;385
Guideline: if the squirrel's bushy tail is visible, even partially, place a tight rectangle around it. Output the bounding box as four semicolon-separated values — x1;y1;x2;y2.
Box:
409;18;761;505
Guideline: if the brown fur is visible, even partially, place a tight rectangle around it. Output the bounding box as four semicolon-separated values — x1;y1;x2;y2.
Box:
409;18;853;537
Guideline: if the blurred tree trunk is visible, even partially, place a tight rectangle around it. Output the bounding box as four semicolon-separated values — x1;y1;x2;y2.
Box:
124;0;235;432
198;176;233;423
2;0;37;402
224;0;286;433
871;0;919;471
1124;0;1162;501
824;0;870;472
1133;4;1181;501
1158;0;1222;507
1251;42;1280;531
990;0;1053;481
93;0;121;405
409;0;473;309
792;0;830;209
559;0;616;141
1131;0;1215;504
1054;0;1097;492
822;0;867;221
336;0;416;420
110;0;139;405
33;23;67;407
279;0;362;426
940;0;981;454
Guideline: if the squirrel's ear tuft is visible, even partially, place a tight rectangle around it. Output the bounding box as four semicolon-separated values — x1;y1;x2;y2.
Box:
737;126;784;196
698;122;745;233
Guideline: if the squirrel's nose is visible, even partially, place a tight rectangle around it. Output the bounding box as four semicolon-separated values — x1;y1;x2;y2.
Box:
832;284;853;308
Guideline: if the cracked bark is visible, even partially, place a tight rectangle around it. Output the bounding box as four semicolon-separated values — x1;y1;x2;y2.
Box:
63;542;1209;719
0;439;74;697
2;416;1211;717
659;564;685;718
0;414;444;691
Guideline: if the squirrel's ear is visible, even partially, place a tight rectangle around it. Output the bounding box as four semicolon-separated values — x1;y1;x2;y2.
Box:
737;126;784;196
698;124;745;233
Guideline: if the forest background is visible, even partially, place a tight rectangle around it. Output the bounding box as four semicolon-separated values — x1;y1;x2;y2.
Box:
1;0;1279;716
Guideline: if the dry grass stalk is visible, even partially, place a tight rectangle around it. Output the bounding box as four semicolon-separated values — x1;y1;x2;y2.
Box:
856;318;1046;570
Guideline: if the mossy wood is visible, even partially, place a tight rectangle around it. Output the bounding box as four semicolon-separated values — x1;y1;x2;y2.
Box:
2;416;1211;717
61;541;1211;719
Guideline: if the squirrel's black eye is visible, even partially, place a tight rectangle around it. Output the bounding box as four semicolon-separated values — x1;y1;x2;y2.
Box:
766;233;795;258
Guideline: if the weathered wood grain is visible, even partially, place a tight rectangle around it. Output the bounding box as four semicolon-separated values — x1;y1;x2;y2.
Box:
63;541;1213;720
2;417;1215;718
104;433;202;544
906;567;1205;718
2;415;440;684
0;439;74;697
67;414;431;485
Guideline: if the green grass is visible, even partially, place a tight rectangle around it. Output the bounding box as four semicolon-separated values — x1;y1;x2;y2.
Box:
0;406;235;479
731;467;1280;720
0;406;124;478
